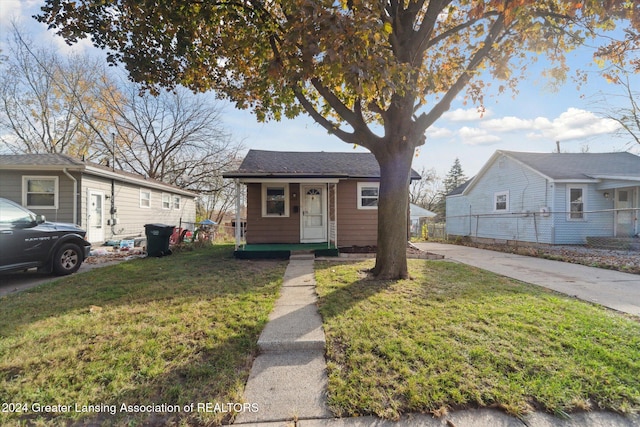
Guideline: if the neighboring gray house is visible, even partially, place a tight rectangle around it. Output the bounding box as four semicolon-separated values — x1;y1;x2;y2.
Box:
0;154;197;244
446;150;640;245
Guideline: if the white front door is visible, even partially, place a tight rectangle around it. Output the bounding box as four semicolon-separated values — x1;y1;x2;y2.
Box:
615;188;636;237
87;190;105;243
301;185;327;243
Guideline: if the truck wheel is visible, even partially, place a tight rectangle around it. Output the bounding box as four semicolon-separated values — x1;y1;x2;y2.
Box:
53;243;83;275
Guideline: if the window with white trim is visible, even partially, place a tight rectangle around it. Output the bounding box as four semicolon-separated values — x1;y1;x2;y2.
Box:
173;196;181;210
162;193;171;209
494;191;509;212
357;182;379;209
567;186;586;220
140;190;151;208
262;184;289;217
22;176;58;209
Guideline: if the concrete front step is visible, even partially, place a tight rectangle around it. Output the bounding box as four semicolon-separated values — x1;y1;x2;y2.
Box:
289;252;315;260
256;258;326;352
258;303;326;351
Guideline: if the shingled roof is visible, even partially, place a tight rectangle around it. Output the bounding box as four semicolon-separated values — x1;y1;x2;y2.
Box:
0;153;196;196
503;151;640;180
450;150;640;197
0;153;85;168
224;150;421;180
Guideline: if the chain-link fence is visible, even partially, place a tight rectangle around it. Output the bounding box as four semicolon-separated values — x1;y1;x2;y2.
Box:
445;208;639;249
415;222;446;240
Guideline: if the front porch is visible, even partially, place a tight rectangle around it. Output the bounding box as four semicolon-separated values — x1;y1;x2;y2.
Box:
234;243;339;259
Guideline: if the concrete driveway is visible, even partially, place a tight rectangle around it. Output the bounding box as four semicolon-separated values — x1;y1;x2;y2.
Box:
414;242;640;317
0;260;123;298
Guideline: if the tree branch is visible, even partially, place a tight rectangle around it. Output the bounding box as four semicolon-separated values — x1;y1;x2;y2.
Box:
416;14;505;133
426;11;500;49
292;85;359;145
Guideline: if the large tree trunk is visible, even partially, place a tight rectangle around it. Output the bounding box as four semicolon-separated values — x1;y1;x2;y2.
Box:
371;142;415;279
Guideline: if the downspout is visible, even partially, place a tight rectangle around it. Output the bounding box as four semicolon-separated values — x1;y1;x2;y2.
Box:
110;133;117;239
327;183;330;249
334;183;338;248
110;178;116;238
635;186;640;237
333;181;340;249
550;181;556;244
63;168;78;225
235;179;241;250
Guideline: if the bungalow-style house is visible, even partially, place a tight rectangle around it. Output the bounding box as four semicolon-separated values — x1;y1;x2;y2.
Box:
223;150;421;254
0;153;197;244
446;150;640;246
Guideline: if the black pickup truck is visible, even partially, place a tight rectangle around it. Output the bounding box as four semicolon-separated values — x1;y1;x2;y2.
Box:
0;197;91;275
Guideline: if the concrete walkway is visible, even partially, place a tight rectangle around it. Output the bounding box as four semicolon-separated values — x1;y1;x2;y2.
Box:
234;253;332;424
414;242;640;317
234;250;639;427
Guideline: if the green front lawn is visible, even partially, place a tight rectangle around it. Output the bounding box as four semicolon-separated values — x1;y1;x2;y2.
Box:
315;259;640;420
3;249;638;425
0;245;286;426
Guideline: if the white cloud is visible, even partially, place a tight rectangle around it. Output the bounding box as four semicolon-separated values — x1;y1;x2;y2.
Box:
458;126;501;146
469;107;620;142
537;108;620;141
425;126;454;139
0;0;97;55
50;33;97;55
519;108;620;141
442;107;491;122
0;0;28;27
480;116;548;132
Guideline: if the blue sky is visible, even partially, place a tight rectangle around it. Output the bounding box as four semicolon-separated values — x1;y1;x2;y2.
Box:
2;0;639;178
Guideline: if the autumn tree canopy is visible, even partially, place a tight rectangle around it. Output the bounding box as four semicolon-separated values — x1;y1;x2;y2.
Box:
38;0;638;278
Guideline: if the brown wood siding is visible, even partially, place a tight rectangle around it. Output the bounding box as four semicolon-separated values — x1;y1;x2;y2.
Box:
245;183;301;244
243;180;379;246
336;180;378;247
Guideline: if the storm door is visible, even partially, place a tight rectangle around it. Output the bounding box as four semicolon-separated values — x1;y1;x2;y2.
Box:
87;190;105;243
301;185;327;243
615;188;636;237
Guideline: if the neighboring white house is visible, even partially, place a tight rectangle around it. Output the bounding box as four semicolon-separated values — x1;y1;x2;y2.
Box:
409;203;436;237
0;154;197;244
446;150;640;245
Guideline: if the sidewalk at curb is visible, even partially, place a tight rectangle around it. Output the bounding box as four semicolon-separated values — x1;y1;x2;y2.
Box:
232;410;639;426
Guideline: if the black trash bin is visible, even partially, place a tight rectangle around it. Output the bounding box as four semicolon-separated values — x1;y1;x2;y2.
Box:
144;224;175;257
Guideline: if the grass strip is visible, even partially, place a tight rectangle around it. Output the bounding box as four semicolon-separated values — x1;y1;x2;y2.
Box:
0;245;286;426
315;259;640;420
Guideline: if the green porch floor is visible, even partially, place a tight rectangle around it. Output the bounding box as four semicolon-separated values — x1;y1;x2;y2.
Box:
234;243;338;259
